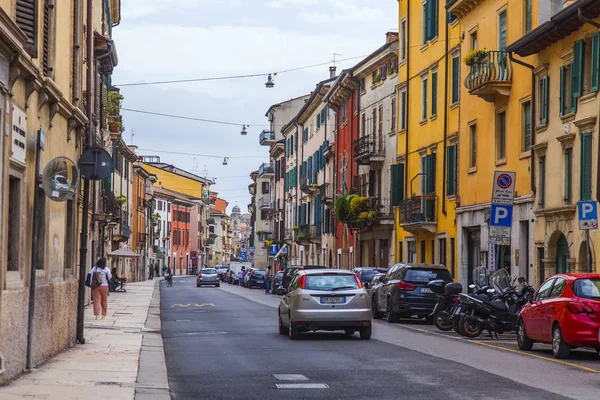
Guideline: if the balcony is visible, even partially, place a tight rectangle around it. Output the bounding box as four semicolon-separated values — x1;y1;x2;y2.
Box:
296;224;317;244
258;196;273;210
464;50;512;102
205;238;215;246
354;135;385;165
371;197;394;225
284;228;293;241
113;221;131;242
259;130;276;146
319;183;334;206
138;232;148;243
257;230;274;242
300;176;319;195
209;225;218;238
258;162;274;177
398;195;438;234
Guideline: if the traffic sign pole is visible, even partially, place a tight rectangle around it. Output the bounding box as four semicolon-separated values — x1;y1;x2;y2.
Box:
586;230;592;272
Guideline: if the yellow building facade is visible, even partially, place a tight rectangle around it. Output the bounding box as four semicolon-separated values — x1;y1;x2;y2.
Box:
507;1;600;283
395;0;461;277
448;0;548;285
143;163;207;199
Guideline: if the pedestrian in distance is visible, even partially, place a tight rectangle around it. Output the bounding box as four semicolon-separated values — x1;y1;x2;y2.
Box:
165;267;173;287
149;265;154;280
264;268;272;294
503;260;511;277
155;264;160;279
91;258;112;320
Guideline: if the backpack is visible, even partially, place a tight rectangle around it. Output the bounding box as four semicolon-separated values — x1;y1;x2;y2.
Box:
90;268;102;289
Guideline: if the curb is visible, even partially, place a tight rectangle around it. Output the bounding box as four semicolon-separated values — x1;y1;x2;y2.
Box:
135;280;171;399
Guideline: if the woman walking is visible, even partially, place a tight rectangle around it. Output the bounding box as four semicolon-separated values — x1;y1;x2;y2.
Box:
92;258;112;319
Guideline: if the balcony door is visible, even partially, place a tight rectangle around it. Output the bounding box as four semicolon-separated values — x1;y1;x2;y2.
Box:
498;10;508;80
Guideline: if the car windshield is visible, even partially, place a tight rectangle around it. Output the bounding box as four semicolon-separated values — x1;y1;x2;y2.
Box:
573;279;600;300
305;274;359;291
405;269;452;283
253;271;265;277
360;269;378;283
201;269;217;274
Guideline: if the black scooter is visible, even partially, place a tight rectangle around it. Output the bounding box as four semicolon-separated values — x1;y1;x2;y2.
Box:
427;280;463;331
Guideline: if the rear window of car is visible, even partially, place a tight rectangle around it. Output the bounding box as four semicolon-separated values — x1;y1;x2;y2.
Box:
275;271;284;278
573;279;600;300
305;274;359;291
360;269;378;283
253;271;265;277
405;269;452;283
201;269;217;274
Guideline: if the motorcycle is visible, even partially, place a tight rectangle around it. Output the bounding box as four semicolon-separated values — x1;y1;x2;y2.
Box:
427;280;463;331
457;270;534;338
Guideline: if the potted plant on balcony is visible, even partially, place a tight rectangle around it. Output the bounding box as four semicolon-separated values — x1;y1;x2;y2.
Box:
311;183;319;188
292;226;298;231
115;194;127;205
463;49;488;66
374;75;382;84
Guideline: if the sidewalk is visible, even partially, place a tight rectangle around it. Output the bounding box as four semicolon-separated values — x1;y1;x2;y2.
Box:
0;279;170;400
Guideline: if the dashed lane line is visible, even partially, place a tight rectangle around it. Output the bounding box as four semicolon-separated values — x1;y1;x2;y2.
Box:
275;383;329;389
273;374;309;381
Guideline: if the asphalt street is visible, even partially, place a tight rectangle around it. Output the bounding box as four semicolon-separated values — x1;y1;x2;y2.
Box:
160;276;599;400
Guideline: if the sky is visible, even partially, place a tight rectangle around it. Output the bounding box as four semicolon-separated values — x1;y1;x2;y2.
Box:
112;0;397;213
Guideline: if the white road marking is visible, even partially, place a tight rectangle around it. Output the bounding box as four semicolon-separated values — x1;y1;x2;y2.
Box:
273;374;309;381
275;383;329;389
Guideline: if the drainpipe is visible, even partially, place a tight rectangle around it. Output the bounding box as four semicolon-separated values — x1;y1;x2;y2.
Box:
441;11;450;217
509;53;536;194
404;0;410;199
349;75;361;187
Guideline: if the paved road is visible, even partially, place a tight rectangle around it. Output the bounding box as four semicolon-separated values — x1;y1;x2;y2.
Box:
160;276;598;400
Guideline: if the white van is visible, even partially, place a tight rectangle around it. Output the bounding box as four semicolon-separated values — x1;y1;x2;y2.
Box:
228;262;252;284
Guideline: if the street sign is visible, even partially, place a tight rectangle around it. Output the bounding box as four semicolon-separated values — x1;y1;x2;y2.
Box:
240;252;247;261
280;246;288;254
578;201;598;230
270;244;278;255
490;204;513;227
492;171;516;205
250;251;254;257
247;246;255;251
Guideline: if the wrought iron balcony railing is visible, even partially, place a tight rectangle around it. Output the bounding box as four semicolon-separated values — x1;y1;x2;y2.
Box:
464;50;512;99
258;162;274;177
354;134;385;164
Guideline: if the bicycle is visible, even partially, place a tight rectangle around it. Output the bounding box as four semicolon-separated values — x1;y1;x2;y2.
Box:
165;274;173;287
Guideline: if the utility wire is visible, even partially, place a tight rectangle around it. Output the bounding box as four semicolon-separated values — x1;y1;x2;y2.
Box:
122;108;250;127
137;148;268;160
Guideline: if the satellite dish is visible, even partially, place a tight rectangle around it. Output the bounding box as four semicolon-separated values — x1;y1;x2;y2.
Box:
42;157;79;202
78;147;113;180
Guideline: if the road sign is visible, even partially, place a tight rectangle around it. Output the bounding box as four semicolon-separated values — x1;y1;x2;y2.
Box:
240;251;247;260
492;171;516;205
280;246;288;254
578;201;598;230
247;246;255;251
270;244;278;255
490;204;513;227
250;251;254;257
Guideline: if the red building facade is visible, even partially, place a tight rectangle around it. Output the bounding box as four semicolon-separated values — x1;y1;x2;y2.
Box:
171;203;192;274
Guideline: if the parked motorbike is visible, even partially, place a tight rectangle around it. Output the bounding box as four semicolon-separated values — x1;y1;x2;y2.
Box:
457;271;534;338
427;280;463;331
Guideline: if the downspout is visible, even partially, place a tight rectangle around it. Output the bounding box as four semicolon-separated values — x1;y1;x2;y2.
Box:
509;53;536;194
404;0;410;199
442;10;450;217
577;8;600;200
349;75;361;186
294;121;301;264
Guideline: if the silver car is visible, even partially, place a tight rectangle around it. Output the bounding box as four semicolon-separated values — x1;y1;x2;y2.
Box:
278;269;372;340
197;268;220;287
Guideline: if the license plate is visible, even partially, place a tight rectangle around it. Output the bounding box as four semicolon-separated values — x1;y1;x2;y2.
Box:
421;288;432;294
321;297;345;304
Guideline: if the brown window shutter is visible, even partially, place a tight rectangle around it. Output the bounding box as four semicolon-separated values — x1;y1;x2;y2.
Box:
16;0;37;56
42;1;49;75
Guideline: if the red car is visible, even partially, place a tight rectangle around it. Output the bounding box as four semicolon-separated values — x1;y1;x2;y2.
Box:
517;273;600;359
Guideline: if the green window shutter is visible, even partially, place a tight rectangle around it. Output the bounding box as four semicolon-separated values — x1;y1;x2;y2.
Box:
295;131;298;152
540;76;549;124
391;164;405;206
285;139;289;157
572;40;584;99
524;102;531;152
525;0;532;33
317;113;321;128
559;66;566;116
581;133;593;200
431;71;438;116
426;0;433;40
591;33;600;93
446;145;457;196
290;135;294;155
498;11;507;51
447;0;456;23
539;157;546;207
565;148;572;204
451;57;459;104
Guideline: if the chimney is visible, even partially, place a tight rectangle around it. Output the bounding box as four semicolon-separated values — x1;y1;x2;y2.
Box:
329;66;337;79
386;31;399;44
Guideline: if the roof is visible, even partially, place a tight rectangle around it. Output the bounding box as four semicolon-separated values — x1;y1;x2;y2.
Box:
144;162;214;185
153;186;196;205
265;94;311;117
280;77;337;134
506;0;600;56
550;273;600;281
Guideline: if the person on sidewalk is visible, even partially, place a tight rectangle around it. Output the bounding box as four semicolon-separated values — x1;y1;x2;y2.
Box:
238;269;245;286
92;258;112;320
264;268;272;294
149;265;154;280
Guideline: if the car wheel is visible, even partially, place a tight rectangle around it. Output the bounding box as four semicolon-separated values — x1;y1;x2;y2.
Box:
552;324;570;359
385;298;399;323
359;325;372;340
289;317;300;340
216;284;220;288
371;297;383;319
458;315;484;338
517;319;534;351
433;310;453;331
344;329;355;335
278;313;286;335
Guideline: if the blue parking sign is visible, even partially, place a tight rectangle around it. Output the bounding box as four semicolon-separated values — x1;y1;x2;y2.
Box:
578;201;598;230
490;204;513;227
240;251;247;260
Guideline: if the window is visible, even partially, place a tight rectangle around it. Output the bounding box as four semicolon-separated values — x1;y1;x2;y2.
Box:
539;75;549;124
425;0;439;41
398;242;403;262
408;241;416;263
470;30;478;50
496;111;506;160
498;10;507;51
439;238;447;266
535;278;556;301
421;76;428;121
469;123;477;169
16;0;38;56
592;33;600;93
420;240;426;263
549;278;567;298
391;96;397;131
524;0;532;34
430;240;435;264
341;99;348;124
446;144;457;196
372;108;377;136
400;19;407;61
580;133;593;200
400;89;407;130
522;101;531;152
538;156;546;207
431;70;438;116
451;56;459;104
559;64;575;115
422;1;428;44
564;148;573;204
8;176;21;271
262;181;270;194
361;113;366;136
360;78;366;92
378;105;383;137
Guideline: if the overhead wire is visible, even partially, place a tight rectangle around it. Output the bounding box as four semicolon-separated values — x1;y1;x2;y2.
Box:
137;148;268;159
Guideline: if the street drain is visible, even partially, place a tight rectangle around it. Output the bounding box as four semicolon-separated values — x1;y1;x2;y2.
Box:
275;383;329;389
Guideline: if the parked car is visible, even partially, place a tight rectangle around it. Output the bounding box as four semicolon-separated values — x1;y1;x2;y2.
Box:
278;269;372;340
197;268;220;287
517;273;600;359
217;266;230;282
372;263;453;322
353;267;389;288
281;265;327;291
367;273;387;304
272;270;285;294
245;269;267;288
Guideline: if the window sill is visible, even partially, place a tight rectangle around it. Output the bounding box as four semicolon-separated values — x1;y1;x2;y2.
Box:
535;123;548;134
388;72;398;80
519;151;531;159
447;195;457;201
399;59;406;68
399;128;407;134
495;158;507;167
580;92;597;104
468;167;477;174
451;19;459;28
419;119;428;126
430;36;439;45
450;102;459;110
420;43;429;52
340;121;348;129
560;112;576;123
430;114;438;121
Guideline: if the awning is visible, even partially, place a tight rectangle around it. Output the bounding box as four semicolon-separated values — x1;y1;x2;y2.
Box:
108;248;140;258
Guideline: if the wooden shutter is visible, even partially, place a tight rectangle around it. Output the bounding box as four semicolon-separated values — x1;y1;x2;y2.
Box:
451;57;459;104
446;0;456;23
524;102;531;152
426;0;438;40
16;0;37;53
294;131;298;152
431;71;438;116
316;113;321;129
498;11;507;51
446;145;456;196
540;76;549;124
559;66;565;116
591;33;600;93
391;163;404;206
572;40;584;98
581;133;593;200
43;0;50;76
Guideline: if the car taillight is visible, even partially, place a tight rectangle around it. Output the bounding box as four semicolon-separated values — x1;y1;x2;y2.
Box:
397;281;417;291
198;274;202;278
353;274;364;289
452;297;460;303
567;301;595;314
298;275;306;289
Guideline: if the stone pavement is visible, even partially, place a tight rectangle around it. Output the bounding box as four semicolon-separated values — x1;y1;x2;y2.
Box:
0;279;170;400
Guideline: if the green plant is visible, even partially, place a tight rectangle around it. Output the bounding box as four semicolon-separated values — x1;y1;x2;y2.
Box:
463;49;488;66
335;196;350;222
292;226;298;231
388;67;395;76
357;211;375;221
107;92;124;117
374;75;382;84
115;194;127;205
349;196;369;218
